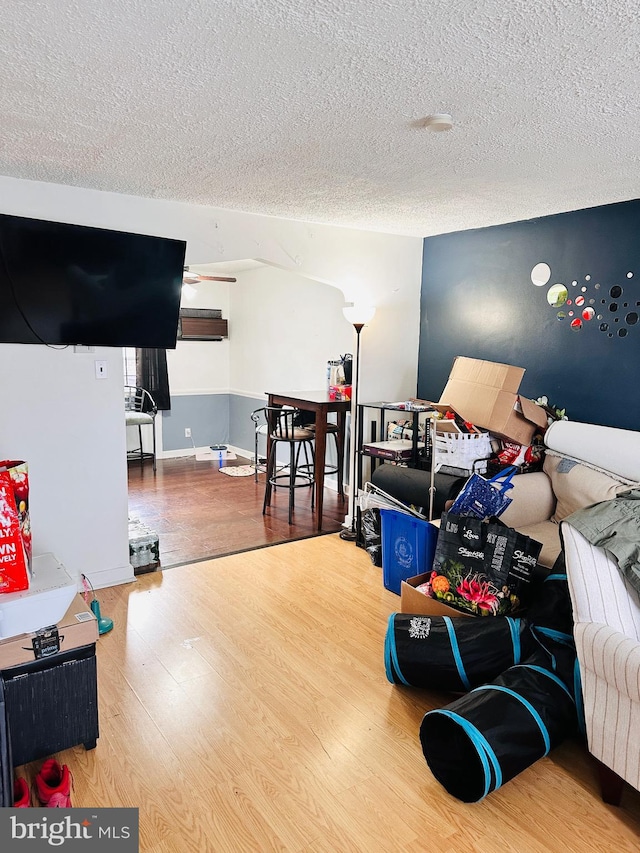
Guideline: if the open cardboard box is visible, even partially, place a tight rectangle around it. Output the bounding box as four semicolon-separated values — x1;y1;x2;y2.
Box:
401;572;473;618
414;357;548;446
439;357;548;446
0;593;98;669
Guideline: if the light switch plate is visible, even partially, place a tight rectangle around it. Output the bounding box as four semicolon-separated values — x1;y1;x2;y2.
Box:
95;360;108;379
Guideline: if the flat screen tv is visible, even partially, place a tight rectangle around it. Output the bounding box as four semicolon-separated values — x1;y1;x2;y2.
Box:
0;213;186;348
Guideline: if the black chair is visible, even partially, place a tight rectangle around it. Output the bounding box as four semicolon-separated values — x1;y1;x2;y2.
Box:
250;407;270;483
261;407;315;524
125;386;158;473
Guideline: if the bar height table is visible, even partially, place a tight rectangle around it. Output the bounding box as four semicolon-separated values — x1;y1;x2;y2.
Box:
266;390;350;530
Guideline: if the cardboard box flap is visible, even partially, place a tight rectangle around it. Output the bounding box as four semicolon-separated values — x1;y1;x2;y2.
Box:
517;396;549;430
445;357;525;394
434;356;548;445
438;381;514;432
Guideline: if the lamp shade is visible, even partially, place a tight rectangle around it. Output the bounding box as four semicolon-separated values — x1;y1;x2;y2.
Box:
343;304;376;326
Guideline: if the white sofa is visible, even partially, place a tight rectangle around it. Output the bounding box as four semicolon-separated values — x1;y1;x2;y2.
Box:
498;420;640;568
561;521;640;804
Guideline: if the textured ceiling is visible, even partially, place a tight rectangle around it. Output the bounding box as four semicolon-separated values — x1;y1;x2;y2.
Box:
2;0;640;237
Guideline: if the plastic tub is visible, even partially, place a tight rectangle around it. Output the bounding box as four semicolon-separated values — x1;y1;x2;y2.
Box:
0;553;76;639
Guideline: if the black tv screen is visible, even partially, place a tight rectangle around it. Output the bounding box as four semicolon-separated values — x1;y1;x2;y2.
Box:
0;214;186;348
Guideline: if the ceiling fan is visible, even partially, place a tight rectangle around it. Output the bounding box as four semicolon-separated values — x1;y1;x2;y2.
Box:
183;267;237;284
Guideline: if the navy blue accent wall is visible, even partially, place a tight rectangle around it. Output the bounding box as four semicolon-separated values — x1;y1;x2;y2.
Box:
417;198;640;431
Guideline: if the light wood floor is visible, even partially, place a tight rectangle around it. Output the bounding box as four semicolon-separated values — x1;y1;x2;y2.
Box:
21;535;640;852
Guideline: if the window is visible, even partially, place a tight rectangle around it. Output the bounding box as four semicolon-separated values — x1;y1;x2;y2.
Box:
123;347;137;386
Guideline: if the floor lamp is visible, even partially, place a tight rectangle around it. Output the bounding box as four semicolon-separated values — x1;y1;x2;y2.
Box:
340;304;376;542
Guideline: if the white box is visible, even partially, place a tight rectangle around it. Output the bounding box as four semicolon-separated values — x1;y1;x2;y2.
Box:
0;553;76;639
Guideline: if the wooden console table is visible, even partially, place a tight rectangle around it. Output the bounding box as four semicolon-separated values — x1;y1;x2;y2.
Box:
266;390;350;530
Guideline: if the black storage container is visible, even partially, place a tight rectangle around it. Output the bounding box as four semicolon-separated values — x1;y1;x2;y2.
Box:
2;643;99;767
0;678;13;807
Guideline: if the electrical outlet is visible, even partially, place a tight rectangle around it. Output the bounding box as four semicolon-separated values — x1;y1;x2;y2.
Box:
184;427;191;438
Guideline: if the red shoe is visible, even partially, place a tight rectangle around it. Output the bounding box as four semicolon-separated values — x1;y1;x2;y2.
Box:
34;759;72;807
13;777;30;807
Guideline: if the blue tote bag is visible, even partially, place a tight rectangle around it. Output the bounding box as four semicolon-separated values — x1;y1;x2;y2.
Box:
448;466;517;520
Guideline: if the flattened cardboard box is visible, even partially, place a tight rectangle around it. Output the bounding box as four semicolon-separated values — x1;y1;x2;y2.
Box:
438;357;548;446
0;593;98;669
401;572;473;618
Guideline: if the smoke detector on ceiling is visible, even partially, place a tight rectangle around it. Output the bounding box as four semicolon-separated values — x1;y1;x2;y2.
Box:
424;113;453;132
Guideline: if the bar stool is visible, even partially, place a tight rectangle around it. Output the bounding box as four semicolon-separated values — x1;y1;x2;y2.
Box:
250;407;269;482
124;386;158;473
262;407;315;524
299;421;345;500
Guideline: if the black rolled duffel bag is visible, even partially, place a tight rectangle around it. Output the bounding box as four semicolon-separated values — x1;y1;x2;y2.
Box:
384;612;536;693
419;652;578;802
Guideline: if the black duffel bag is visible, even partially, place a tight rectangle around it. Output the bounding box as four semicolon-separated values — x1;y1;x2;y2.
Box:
419;649;578;802
384;612;536;693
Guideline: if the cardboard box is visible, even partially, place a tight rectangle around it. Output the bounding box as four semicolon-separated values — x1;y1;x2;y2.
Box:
0;593;98;669
437;357;548;446
400;572;474;618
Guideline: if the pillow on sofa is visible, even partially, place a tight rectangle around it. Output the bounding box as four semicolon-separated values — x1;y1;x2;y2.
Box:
544;451;636;522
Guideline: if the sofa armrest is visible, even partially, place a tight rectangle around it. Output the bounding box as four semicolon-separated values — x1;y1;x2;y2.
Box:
561;522;640;637
574;622;640;704
498;472;556;529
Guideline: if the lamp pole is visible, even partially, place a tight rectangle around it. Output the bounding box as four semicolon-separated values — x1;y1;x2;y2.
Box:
339;303;375;542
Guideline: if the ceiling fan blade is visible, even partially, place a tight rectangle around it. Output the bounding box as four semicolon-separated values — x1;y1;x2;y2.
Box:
182;274;237;284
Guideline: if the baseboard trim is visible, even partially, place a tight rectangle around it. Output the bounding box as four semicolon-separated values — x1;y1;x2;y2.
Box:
82;564;136;590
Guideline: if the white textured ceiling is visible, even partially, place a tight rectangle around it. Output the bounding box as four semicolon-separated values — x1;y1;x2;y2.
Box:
2;0;640;237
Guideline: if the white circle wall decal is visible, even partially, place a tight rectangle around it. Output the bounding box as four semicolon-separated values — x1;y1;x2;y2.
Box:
531;262;551;286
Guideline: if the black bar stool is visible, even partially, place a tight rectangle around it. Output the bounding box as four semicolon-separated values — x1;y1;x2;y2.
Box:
261;407;315;524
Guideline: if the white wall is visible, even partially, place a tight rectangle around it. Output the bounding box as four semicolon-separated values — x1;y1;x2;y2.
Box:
0;343;130;589
229;265;355;398
168;280;231;395
0;175;423;587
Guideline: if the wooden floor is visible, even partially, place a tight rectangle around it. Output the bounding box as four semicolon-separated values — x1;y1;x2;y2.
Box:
19;535;640;852
127;454;347;567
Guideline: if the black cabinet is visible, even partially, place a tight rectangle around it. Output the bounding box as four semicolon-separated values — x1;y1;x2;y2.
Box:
0;679;12;806
1;643;98;767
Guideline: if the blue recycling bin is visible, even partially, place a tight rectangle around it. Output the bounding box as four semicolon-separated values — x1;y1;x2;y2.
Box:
380;508;439;594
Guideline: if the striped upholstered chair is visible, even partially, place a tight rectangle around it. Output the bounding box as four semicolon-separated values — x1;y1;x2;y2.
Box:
562;521;640;805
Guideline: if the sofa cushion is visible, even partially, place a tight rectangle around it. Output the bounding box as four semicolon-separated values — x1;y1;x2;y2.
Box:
515;520;561;569
544;451;635;523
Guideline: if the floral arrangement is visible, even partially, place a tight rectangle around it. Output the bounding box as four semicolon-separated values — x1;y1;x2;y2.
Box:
418;560;521;616
534;396;568;426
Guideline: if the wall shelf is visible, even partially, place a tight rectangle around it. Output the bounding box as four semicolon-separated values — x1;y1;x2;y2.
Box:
177;308;228;341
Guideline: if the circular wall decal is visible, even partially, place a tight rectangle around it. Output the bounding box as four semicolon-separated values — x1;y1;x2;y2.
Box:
531;263;552;286
547;283;568;307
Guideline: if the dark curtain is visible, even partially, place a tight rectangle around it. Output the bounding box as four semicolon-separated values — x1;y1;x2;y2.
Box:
136;348;171;411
